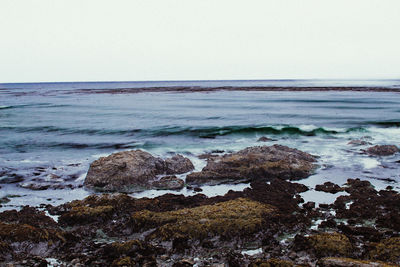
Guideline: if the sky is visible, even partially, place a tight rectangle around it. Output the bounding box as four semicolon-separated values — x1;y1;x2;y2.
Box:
0;0;399;83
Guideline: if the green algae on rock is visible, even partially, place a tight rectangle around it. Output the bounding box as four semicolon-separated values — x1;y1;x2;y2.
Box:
318;257;398;267
368;237;400;264
132;198;276;240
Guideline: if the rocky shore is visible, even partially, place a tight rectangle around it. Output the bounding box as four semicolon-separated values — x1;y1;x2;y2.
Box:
1;145;399;266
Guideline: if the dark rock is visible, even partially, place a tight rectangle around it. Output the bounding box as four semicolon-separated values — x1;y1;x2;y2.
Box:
366;145;399;156
303;201;316;210
84;150;194;192
193;187;203;192
165;154;194;174
315;182;344;194
257;136;273;142
318;257;391;267
0;173;24;184
187;145;317;186
19;182;51;190
151;176;184;190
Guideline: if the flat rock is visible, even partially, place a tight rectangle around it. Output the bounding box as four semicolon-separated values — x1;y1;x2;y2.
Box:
186;145;317;186
315;182;344;194
366;145;399;156
84;150;194;192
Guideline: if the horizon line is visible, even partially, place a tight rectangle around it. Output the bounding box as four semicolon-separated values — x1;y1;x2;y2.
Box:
1;78;400;85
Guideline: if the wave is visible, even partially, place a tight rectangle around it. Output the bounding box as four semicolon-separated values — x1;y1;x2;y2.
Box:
0;125;367;138
148;125;365;138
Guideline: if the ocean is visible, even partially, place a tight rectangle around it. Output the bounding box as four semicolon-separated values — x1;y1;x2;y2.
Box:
1;80;399;210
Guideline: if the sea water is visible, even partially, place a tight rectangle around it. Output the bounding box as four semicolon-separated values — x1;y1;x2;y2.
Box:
1;80;399;210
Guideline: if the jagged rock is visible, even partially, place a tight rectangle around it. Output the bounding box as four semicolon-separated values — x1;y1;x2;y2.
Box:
366;145;399;156
186;145;317;186
84;150;193;192
151;176;185;190
165;155;194;174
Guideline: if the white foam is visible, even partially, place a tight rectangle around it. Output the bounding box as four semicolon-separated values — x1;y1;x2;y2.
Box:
241;248;262;256
361;158;380;169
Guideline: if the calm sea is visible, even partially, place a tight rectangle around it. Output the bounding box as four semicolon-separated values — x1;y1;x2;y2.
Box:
1;80;399;209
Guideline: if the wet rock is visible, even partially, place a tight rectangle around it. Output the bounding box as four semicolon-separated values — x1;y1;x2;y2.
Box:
368;237;400;264
0;173;24;183
294;232;352;258
303;201;316;210
19;182;51;190
366;145;399;156
0;197;10;204
187;145;317;186
315;182;344;194
0;221;65;245
165;155;194;174
0;206;58;228
347;140;371;146
193;187;203;192
317;257;396;267
59;205;114;225
257;136;274;142
132;198;276;240
84;150;194;192
172;258;195;267
251;258;295;266
151;175;185;190
333;179;400;231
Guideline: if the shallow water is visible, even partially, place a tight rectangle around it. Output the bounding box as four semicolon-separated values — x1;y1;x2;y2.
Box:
1;81;399;210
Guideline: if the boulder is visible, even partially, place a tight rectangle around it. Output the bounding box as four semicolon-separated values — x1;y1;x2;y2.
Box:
366;145;399;156
165;155;194;174
84;150;194;192
187;145;317;186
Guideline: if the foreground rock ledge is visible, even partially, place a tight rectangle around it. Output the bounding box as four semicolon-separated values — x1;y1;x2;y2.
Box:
187;144;317;185
84;150;194;192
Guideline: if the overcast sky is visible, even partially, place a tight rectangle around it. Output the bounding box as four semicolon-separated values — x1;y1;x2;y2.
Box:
1;0;399;83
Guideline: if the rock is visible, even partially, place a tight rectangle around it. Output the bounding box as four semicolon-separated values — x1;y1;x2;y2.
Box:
84;150;194;192
295;232;352;258
165;154;194;174
318;257;394;267
132;198;276;240
19;182;51;190
193;187;203;192
251;258;295;266
368;237;400;263
315;182;344;194
186;145;317;186
347;140;371;146
303;201;316;210
0;197;10;204
152;176;185;190
257;136;273;142
366;145;399;156
0;173;24;184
